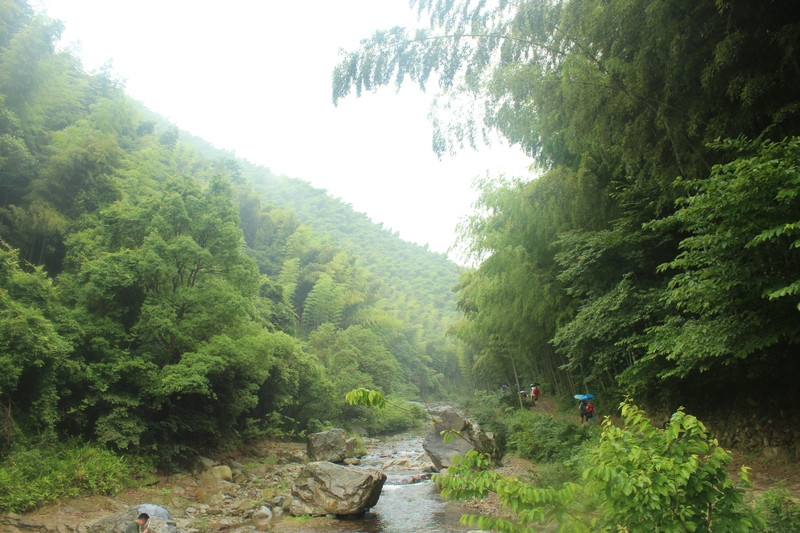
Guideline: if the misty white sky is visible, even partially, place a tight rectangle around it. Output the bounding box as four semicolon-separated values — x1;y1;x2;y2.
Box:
32;0;532;262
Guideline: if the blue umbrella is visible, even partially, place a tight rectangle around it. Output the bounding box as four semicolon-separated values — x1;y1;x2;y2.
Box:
133;503;172;519
573;394;596;401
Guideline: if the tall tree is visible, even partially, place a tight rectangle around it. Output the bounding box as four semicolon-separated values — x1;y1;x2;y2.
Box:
56;176;274;450
334;0;800;405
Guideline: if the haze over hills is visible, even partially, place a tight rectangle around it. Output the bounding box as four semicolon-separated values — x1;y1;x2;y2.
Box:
180;128;461;324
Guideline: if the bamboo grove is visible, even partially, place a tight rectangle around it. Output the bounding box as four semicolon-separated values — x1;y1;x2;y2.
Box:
334;0;800;417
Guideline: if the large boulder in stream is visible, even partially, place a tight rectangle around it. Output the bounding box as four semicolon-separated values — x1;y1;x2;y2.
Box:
306;428;358;463
423;408;503;471
290;461;387;516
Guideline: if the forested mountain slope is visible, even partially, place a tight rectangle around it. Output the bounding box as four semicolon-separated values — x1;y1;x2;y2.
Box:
182;135;460;321
0;0;463;460
246;164;459;313
183;126;465;394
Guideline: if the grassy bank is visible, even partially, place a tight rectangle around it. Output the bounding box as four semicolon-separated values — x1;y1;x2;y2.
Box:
0;440;147;513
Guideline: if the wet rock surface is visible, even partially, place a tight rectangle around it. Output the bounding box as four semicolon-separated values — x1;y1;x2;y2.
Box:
305;428;359;463
422;408;503;471
289;461;386;516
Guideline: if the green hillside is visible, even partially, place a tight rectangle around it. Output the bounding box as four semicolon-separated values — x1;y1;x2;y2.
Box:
0;0;464;465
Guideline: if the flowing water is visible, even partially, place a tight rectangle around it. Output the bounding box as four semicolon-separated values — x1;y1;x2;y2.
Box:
9;428;483;533
272;431;480;533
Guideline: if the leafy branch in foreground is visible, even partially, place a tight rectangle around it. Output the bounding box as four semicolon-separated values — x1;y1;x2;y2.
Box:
434;399;762;532
345;388;388;410
583;401;760;532
436;450;590;532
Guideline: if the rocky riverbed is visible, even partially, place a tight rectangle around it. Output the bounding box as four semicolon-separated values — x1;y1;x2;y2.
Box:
1;430;481;533
2;438;310;532
4;419;797;533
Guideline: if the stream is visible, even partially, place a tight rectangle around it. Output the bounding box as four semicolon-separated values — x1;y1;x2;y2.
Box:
3;429;485;533
271;430;480;533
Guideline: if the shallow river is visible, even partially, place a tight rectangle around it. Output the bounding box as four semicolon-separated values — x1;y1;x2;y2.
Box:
272;431;479;533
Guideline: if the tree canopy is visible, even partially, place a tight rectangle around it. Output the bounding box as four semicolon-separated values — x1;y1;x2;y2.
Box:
334;0;800;417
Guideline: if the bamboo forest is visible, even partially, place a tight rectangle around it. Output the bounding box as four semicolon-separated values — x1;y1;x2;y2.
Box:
1;0;799;531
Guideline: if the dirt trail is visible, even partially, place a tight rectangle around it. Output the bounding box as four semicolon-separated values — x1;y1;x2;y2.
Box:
733;451;800;504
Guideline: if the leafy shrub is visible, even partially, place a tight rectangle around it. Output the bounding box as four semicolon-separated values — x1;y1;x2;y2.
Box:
583;401;761;532
758;489;800;532
463;391;509;433
436;400;763;532
0;441;138;513
502;409;597;464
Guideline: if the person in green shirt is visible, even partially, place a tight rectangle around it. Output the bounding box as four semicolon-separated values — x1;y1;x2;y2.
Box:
125;513;150;533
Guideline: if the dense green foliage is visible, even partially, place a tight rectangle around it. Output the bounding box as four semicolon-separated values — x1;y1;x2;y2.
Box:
501;409;595;465
0;441;138;512
435;400;761;532
334;0;800;420
644;135;800;381
228;164;466;397
757;489;800;533
0;0;461;475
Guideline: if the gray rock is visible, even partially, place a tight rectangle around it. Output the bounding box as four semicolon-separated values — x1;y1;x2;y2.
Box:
380;456;435;471
422;408;503;471
346;437;360;457
188;455;217;474
133;503;173;519
207;465;233;482
306;428;352;463
290;461;386;516
253;506;273;520
198;456;216;467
